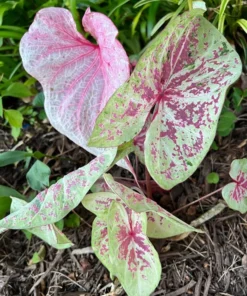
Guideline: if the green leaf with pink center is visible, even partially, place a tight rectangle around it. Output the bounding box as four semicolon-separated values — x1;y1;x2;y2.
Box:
108;201;161;296
89;10;241;190
222;159;247;214
83;175;201;238
104;174;201;238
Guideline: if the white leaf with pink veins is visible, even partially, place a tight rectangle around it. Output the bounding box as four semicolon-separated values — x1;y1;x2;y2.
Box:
20;7;130;155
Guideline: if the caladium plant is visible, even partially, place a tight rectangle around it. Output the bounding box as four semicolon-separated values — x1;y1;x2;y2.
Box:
82;174;201;296
222;159;247;214
0;5;243;296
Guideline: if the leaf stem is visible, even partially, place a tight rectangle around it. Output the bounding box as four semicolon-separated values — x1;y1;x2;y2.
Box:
172;187;224;214
145;167;152;199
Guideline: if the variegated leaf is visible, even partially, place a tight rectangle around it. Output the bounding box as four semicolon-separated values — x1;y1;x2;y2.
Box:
222;159;247;214
20;7;129;157
91;217;114;276
0;197;73;249
0;150;116;229
90;178;111;193
82;192;119;219
104;174;200;238
89;10;241;190
108;201;161;296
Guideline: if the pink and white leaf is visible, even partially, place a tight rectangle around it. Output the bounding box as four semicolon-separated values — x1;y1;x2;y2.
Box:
89;11;241;190
222;159;247;214
0;150;116;229
20;7;129;156
108;201;161;296
92;217;114;276
104;174;200;238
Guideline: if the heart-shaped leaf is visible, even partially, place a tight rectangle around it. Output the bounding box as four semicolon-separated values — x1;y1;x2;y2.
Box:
104;174;200;238
20;7;129;157
0;150;116;229
222;159;247;214
89;10;241;190
108;201;161;296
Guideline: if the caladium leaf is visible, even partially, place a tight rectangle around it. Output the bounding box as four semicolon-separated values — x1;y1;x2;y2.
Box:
0;197;73;249
83;192;120;219
222;159;247;214
91;217;114;276
20;7;129;157
90;178;111;193
89;10;241;190
104;174;200;238
0;150;116;229
108;201;161;296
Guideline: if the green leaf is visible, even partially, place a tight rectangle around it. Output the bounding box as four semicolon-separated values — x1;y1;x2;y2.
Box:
4;109;23;128
222;159;247;214
0;150;30;167
32;92;45;108
29;245;46;265
0;185;25;199
0;197;11;219
64;213;80;228
0;1;18;25
26;160;51;191
55;219;64;231
236;19;247;34
108;201;161;296
38;109;47;120
0;97;3;117
151;12;174;36
1;82;33;98
211;141;218;151
232;87;243;112
217;111;237;137
0;150;116;230
11;126;21;140
206;172;220;184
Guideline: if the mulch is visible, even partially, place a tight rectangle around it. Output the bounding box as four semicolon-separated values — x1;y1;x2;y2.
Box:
1;102;247;296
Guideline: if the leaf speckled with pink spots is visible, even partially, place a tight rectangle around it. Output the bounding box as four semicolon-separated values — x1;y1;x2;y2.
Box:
0;150;116;230
104;174;199;238
89;11;241;189
91;217;114;275
108;201;161;296
222;159;247;214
